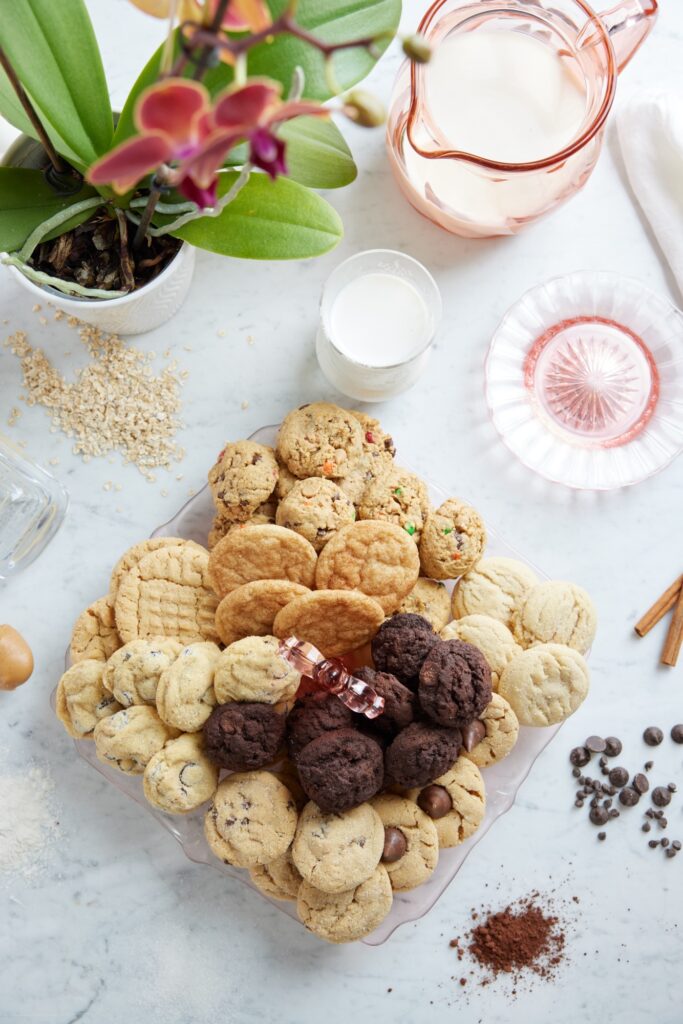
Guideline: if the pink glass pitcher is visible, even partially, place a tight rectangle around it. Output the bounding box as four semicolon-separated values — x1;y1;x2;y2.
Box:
387;0;658;238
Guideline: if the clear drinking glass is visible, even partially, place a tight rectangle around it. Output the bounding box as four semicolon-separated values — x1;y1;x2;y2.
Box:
386;0;658;238
0;437;68;578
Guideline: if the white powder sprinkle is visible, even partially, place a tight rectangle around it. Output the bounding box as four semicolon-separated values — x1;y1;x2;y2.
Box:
0;762;61;883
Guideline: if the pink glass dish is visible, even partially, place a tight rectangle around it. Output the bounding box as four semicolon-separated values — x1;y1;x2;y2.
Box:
54;425;567;945
485;272;683;490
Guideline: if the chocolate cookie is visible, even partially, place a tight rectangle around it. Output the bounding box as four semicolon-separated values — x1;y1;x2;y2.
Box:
371;613;438;689
287;691;354;760
297;728;384;813
419;639;492;728
203;702;286;771
353;667;417;737
385;721;462;789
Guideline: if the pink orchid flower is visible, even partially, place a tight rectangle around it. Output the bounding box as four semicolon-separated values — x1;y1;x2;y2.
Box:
87;78;326;208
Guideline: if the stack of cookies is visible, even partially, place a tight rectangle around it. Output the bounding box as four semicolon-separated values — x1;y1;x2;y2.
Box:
54;400;598;943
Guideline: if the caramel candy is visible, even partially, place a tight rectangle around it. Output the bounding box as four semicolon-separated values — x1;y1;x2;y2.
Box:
0;625;34;690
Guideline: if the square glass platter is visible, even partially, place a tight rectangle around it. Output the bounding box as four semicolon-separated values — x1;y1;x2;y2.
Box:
54;424;564;945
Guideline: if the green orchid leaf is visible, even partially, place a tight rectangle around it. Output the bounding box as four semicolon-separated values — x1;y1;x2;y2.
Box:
164;171;342;259
0;0;113;166
277;116;356;188
0;167;98;252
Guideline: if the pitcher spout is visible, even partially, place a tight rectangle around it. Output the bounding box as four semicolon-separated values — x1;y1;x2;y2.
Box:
578;1;658;73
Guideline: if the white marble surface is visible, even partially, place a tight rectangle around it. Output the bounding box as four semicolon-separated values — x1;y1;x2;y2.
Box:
1;2;683;1022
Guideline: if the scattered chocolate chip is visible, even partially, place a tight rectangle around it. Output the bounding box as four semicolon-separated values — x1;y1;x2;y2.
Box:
673;841;682;851
671;725;683;744
572;767;581;778
659;818;668;829
645;809;654;818
666;848;677;858
586;736;606;753
643;727;664;746
642;822;651;833
461;719;487;752
599;755;608;767
601;767;610;776
570;746;591;767
649;839;660;848
574;798;584;808
652;786;672;807
644;761;654;771
667;782;677;793
589;805;609;826
604;799;613;809
609;767;629;788
382;826;407;863
605;785;617;796
632;773;649;795
654;809;664;819
417;784;452;820
609;809;620;818
597;832;606;841
604;736;622;757
661;838;670;848
619;787;640;807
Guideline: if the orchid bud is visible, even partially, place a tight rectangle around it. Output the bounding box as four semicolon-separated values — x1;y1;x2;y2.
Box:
343;90;386;128
402;33;432;64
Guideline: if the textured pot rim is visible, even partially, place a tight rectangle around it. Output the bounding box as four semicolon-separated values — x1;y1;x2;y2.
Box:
7;240;194;308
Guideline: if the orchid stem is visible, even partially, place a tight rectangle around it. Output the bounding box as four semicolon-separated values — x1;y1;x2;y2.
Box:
133;184;162;251
0;46;67;176
191;0;231;80
115;208;136;291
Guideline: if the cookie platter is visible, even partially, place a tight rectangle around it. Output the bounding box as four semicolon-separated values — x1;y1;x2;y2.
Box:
52;418;586;946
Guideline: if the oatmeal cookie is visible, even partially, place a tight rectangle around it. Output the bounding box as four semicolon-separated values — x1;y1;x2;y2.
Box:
69;595;121;663
371;794;439;892
213;634;300;705
398;577;451;631
407;757;486;848
277;402;363;479
419;498;486;580
462;692;519;768
93;705;177;775
208;440;278;520
204;771;298;868
314;520;420;615
215;579;310;646
511;580;597;653
275;460;299;501
115;542;219;645
276;477;356;552
292;801;384;894
358;468;431;542
273;590;385;658
451;557;538;629
440;614;522;690
336;411;396;504
102;638;182;706
498;643;590;727
55;660;121;739
207;501;277;550
143;732;218;814
297;864;393;944
207;524;317;598
155;642;220;732
297;729;384;813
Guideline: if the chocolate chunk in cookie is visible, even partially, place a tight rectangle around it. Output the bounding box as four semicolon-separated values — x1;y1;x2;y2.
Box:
353;667;417;737
384;721;462;789
297;728;384;813
371;613;438;689
203;702;286;771
286;691;354;760
419;639;492;728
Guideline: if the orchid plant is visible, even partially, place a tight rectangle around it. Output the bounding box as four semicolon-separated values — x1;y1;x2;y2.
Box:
0;0;408;299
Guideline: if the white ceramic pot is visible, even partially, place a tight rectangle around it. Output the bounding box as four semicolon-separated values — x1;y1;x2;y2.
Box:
7;241;195;336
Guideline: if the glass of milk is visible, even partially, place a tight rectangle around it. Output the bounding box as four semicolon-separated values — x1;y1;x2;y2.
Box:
316;250;441;401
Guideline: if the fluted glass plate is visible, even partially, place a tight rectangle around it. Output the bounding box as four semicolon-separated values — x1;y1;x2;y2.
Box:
485;272;683;490
54;425;567;946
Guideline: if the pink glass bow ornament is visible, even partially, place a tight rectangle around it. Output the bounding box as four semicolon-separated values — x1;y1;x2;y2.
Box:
87;78;326;207
278;637;385;719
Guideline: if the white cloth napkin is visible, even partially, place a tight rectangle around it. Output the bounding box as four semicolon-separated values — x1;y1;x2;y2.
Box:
618;93;683;302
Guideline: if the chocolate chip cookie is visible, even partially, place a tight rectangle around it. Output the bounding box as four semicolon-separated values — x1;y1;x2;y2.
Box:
292;800;384;894
204;771;298;868
208;440;278;520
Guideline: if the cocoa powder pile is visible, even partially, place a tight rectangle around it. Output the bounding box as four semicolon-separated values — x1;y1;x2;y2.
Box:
450;891;569;991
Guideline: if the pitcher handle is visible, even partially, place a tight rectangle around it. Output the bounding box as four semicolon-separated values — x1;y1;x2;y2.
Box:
577;1;658;73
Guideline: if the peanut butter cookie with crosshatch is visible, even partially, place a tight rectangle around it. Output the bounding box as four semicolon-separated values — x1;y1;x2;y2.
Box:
315;520;420;615
115;542;219;644
69;595;122;663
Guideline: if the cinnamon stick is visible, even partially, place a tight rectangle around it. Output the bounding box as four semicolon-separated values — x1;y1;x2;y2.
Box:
634;575;682;638
661;581;683;667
